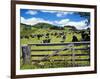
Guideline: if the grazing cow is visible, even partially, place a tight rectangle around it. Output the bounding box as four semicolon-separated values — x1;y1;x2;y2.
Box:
47;39;51;43
46;33;49;36
60;32;64;35
81;31;85;41
61;35;66;43
51;33;54;36
62;35;66;40
42;40;46;43
24;36;29;39
42;39;51;43
37;34;41;40
54;32;58;36
84;33;90;41
30;34;35;38
72;35;78;42
42;40;45;43
21;36;24;39
81;31;90;41
45;33;49;38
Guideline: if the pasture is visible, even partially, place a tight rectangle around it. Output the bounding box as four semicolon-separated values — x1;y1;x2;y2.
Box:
20;25;90;69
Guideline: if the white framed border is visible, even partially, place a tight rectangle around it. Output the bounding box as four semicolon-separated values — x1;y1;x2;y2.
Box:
16;4;95;75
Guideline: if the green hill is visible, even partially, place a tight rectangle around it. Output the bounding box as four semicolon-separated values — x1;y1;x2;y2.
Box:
21;23;78;31
32;23;55;29
20;23;81;36
20;23;32;32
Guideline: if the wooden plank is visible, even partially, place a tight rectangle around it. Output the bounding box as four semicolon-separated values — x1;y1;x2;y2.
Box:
31;54;89;57
28;41;90;46
31;59;90;62
31;48;90;51
21;46;31;64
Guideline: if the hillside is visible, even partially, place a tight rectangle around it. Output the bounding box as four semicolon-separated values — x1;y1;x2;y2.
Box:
20;23;32;32
21;23;79;30
32;23;54;29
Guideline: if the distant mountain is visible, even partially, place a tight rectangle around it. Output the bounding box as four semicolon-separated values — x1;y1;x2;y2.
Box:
20;23;78;31
32;23;55;29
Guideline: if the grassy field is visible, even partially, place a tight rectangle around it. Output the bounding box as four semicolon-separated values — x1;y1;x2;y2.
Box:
20;28;90;69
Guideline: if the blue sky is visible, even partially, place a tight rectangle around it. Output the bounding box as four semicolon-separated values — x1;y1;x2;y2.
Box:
20;9;90;29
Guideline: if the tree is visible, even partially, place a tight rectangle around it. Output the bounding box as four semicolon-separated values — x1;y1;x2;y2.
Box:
75;12;90;26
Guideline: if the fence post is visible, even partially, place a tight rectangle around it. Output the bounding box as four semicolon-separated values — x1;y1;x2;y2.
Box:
21;45;31;65
71;44;75;67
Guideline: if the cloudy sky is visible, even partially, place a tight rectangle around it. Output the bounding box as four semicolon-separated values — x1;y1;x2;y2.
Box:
20;9;90;29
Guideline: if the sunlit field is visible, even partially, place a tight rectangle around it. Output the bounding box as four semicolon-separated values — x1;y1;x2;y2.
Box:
20;27;90;69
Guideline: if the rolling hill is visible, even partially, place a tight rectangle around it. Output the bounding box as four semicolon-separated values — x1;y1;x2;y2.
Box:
21;22;78;31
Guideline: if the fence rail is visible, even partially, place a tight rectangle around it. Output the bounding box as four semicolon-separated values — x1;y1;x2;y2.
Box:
31;53;89;57
31;59;90;62
21;41;90;66
31;47;90;51
28;41;90;46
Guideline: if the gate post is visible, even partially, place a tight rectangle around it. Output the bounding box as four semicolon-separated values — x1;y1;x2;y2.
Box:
71;43;75;67
21;45;31;65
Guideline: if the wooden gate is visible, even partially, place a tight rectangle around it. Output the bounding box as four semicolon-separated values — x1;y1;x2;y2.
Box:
21;41;90;67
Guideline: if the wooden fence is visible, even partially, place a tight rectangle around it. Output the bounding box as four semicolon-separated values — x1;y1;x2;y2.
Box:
21;41;90;66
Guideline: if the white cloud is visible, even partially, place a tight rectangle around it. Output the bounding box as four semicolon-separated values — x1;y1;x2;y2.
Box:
21;17;26;24
54;19;70;26
21;17;89;30
26;10;37;15
65;19;89;29
41;10;74;17
41;10;56;13
21;17;53;25
54;19;89;29
56;12;74;17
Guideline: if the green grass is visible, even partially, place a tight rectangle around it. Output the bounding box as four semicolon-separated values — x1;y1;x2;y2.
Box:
20;29;90;69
